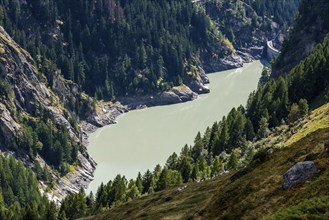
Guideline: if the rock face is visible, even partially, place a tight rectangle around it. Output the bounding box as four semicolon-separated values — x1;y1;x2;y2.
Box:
86;103;128;128
185;65;210;94
239;46;264;60
0;26;96;202
202;54;244;73
118;84;200;110
282;161;320;189
272;1;329;77
159;85;199;104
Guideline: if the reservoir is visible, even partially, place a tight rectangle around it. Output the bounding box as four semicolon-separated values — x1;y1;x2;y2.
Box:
87;60;263;193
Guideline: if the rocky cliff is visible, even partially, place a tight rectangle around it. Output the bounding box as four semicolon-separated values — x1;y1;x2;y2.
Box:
201;0;301;66
0;26;96;202
272;0;329;77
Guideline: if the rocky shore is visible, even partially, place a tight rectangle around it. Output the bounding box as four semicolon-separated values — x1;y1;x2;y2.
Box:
0;23;264;204
56;44;264;202
77;46;264;200
81;47;264;145
202;47;264;73
81;84;202;143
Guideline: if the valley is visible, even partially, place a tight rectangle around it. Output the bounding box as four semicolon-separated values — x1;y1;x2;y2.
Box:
87;60;263;193
1;0;329;219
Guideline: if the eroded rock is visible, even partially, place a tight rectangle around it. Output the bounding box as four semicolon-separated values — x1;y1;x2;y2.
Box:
0;26;97;202
283;161;320;189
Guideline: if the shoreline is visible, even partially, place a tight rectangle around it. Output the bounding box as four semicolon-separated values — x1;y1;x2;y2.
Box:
80;55;263;193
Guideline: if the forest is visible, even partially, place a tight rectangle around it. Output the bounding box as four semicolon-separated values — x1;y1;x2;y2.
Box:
2;0;329;219
0;0;229;102
204;0;300;48
0;155;57;220
57;13;329;220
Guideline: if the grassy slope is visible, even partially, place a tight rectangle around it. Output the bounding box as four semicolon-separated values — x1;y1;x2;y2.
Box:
85;103;329;220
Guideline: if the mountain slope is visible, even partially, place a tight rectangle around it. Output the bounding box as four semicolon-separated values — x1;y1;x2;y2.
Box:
84;102;329;219
0;0;240;100
0;26;96;202
272;0;329;76
77;2;329;219
202;0;300;58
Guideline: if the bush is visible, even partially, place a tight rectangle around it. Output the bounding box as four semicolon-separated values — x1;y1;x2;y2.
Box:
251;147;273;164
269;196;329;220
0;79;12;98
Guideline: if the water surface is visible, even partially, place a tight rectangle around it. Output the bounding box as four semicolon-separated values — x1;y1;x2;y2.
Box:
87;60;263;193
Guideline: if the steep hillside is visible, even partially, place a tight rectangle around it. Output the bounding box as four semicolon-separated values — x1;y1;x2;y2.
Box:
273;0;329;76
203;103;329;219
0;26;96;202
203;0;300;57
74;2;329;219
0;1;326;219
71;32;329;220
0;154;58;219
84;102;329;220
0;0;243;101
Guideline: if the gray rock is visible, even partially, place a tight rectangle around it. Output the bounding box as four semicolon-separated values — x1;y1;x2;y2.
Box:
238;46;264;60
202;54;244;73
282;161;320;189
266;148;274;155
236;50;254;63
0;26;97;202
185;80;210;94
159;86;198;104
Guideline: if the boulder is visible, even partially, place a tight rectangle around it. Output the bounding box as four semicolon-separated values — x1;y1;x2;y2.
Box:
282;161;320;189
159;86;198;104
202;54;244;73
266;148;274;155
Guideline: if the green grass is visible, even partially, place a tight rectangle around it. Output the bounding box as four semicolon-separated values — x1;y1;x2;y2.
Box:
86;177;224;220
268;196;329;220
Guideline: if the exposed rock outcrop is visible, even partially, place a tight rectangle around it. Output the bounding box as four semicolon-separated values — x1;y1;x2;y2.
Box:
282;161;320;189
202;54;244;73
238;46;264;60
80;84;200;146
0;26;96;202
119;84;199;110
159;85;199;104
272;0;329;77
184;63;210;94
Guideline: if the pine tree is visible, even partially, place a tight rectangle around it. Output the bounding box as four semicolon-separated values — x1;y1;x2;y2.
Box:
228;150;239;170
179;157;192;183
135;172;144;194
211;156;222;177
245;119;256;141
288;103;300;123
142;169;153;194
191;132;204;161
157;167;170;190
298;98;309;117
191;163;200;181
218;121;229;152
166;152;178;170
258;117;270;138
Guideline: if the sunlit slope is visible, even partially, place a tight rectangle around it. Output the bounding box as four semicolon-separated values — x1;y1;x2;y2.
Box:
84;103;329;219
